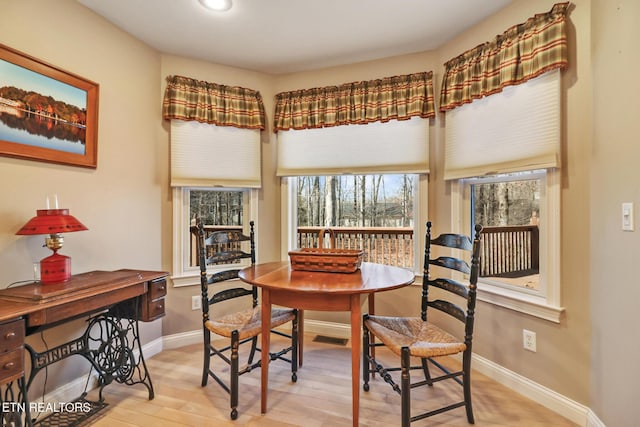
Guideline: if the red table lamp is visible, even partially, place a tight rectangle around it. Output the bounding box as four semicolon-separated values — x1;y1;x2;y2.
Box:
16;208;88;284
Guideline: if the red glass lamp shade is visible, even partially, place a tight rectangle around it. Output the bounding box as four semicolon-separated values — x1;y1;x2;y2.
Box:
16;209;88;285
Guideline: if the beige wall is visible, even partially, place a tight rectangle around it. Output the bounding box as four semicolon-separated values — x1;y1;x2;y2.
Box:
3;0;634;424
266;0;593;408
591;0;640;425
433;0;593;406
0;0;163;392
157;55;278;336
171;1;596;416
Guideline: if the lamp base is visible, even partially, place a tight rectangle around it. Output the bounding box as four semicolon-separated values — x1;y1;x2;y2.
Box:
40;252;71;284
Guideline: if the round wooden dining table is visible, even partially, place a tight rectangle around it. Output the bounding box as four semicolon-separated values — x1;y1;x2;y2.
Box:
238;261;415;427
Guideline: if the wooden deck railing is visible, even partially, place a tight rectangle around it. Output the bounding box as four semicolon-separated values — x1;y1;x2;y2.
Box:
190;224;539;277
297;226;415;268
189;225;243;267
479;225;539;277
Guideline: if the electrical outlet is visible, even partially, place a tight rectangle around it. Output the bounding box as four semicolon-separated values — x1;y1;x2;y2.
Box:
191;295;201;311
523;329;537;352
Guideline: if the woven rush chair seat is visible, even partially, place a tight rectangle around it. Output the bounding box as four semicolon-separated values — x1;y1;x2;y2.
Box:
205;306;296;341
363;221;482;426
365;315;466;359
197;220;298;420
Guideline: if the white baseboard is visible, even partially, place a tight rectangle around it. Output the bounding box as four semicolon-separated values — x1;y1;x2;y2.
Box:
33;371;100;408
586;409;606;427
162;329;201;349
33;336;164;411
287;320;605;427
143;336;164;358
470;353;591;426
302;319;353;339
42;321;606;427
160;318;354;350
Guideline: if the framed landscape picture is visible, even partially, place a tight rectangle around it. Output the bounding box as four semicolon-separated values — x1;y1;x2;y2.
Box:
0;43;99;168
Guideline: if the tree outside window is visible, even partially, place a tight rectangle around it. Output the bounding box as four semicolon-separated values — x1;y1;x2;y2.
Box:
469;173;541;290
189;189;245;268
190;190;244;227
296;174;415;268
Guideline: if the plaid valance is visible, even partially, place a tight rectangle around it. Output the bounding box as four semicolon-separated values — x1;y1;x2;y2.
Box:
439;2;570;112
274;71;435;132
162;75;266;130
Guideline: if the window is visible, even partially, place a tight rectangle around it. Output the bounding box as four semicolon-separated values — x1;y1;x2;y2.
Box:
452;169;562;322
164;77;264;287
172;187;257;287
443;69;564;322
274;76;433;274
469;171;541;290
285;174;423;271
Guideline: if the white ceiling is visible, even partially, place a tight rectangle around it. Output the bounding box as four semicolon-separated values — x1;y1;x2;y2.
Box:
78;0;514;75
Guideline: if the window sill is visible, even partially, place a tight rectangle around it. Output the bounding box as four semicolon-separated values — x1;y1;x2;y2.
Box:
414;274;564;323
477;284;564;323
172;263;250;288
171;273;199;288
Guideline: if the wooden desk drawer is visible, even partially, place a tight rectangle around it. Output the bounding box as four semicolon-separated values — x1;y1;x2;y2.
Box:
144;298;165;321
149;278;167;300
113;277;167;322
0;319;24;353
141;278;166;321
0;348;23;384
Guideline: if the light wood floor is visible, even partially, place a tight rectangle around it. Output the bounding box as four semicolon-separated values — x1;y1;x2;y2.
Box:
85;335;578;427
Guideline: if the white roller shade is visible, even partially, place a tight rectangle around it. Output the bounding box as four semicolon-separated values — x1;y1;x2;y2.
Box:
444;69;561;180
276;117;429;176
170;119;261;188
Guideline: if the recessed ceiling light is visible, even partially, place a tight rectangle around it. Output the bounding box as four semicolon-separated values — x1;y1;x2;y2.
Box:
199;0;232;12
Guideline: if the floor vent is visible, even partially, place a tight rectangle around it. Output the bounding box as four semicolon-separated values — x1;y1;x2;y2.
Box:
313;335;349;346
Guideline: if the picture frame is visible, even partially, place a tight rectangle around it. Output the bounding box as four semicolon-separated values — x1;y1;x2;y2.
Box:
0;43;99;168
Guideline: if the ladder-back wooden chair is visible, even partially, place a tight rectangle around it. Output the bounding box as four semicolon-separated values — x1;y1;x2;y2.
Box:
363;221;482;426
197;220;299;420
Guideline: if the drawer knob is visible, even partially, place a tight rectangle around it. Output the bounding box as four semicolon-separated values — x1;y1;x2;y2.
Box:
158;304;164;310
3;362;14;370
158;285;165;291
4;331;15;340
